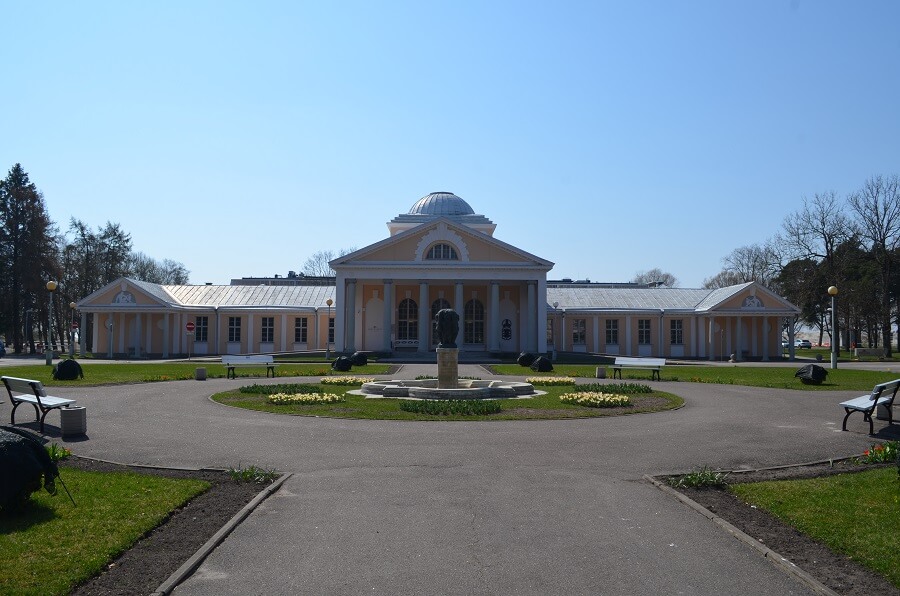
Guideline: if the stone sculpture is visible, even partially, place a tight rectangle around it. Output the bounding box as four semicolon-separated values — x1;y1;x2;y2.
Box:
435;309;459;348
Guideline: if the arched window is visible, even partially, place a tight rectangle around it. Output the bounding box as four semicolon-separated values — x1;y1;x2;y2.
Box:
426;243;458;260
464;299;484;344
397;299;418;341
431;298;451;344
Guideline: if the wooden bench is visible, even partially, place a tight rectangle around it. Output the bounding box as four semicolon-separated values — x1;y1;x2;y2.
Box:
2;376;77;433
840;378;899;434
611;357;665;381
222;355;277;379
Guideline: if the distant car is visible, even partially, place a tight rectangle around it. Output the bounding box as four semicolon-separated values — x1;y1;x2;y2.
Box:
795;339;812;349
781;340;790;349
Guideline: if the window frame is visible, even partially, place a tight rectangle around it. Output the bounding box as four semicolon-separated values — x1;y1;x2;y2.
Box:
195;316;208;342
670;319;684;345
295;317;308;343
638;319;652;345
228;316;241;343
261;316;274;343
605;319;619;345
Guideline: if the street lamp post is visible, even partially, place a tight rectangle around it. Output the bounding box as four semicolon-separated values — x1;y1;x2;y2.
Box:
45;281;57;366
828;286;838;369
69;302;77;359
325;298;333;360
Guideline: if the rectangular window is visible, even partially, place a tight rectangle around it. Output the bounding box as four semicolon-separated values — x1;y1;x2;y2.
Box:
546;319;554;344
261;317;274;343
228;317;241;343
328;317;335;343
572;319;586;344
605;319;618;345
295;318;308;343
670;320;683;345
195;316;208;342
638;319;651;345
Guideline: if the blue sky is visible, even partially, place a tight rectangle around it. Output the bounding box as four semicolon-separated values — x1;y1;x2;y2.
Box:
4;1;899;288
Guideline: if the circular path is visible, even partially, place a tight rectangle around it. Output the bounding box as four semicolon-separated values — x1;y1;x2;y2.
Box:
32;364;896;595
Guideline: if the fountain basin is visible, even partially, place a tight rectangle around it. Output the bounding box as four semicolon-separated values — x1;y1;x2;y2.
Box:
360;379;535;400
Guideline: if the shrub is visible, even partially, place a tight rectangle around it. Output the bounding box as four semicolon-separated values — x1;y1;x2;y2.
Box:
398;399;501;416
667;466;730;488
46;443;72;462
239;383;322;395
560;392;631;408
228;465;279;484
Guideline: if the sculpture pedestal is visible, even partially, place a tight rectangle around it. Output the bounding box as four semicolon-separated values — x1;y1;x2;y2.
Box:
437;347;459;389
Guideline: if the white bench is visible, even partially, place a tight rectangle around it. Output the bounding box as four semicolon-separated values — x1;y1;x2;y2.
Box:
611;357;665;381
222;355;277;379
840;378;899;435
2;376;77;433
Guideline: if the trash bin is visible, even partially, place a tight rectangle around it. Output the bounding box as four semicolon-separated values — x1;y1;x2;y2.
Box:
595;367;607;379
195;367;207;381
60;406;87;437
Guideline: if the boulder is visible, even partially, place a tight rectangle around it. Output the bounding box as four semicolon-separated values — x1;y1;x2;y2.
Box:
349;351;368;366
795;363;828;385
331;356;353;372
530;356;553;372
517;352;536;367
52;358;84;380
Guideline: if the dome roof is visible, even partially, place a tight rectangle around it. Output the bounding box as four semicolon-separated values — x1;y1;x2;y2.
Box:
408;192;475;217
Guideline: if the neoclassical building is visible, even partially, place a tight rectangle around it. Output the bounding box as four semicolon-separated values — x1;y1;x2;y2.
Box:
77;192;800;361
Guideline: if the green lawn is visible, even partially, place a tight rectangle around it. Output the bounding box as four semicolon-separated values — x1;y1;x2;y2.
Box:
730;467;900;588
212;382;684;420
491;364;900;391
0;361;392;386
0;468;209;595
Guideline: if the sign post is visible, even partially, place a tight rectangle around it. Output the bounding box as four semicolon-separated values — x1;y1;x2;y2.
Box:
185;321;195;360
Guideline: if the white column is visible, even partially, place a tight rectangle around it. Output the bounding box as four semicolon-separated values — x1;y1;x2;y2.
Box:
624;315;632;355
174;313;181;355
80;312;88;355
708;316;714;361
117;313;125;355
762;316;770;361
280;314;288;352
334;275;346;353
725;316;732;359
536;278;548;353
526;281;536;352
345;279;357;352
418;281;429;352
135;313;142;357
593;317;600;353
162;313;170;358
455;282;464;347
145;315;152;356
383;280;394;351
246;315;254;354
489;282;500;352
690;317;697;358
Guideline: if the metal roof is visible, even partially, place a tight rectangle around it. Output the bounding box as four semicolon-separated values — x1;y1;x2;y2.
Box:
546;287;713;311
128;281;335;309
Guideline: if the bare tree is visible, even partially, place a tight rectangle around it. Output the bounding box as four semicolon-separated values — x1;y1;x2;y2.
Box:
701;270;744;289
720;242;782;289
632;268;678;287
848;174;900;356
301;247;357;277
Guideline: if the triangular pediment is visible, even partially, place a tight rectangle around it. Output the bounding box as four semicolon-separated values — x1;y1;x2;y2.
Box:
697;282;800;314
331;218;553;270
78;278;175;309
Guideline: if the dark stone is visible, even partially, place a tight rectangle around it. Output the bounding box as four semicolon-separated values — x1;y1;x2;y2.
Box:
530;356;553;372
331;356;353;372
0;426;58;512
349;351;367;366
435;309;459;348
794;363;828;385
52;358;84;380
517;352;536;367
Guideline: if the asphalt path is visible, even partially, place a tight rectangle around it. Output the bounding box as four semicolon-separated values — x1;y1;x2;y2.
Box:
4;361;897;595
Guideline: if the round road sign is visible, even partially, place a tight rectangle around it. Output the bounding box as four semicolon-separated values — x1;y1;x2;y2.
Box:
185;321;196;332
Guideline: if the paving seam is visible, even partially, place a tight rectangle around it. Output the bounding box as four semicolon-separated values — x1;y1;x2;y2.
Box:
644;473;839;596
150;471;292;595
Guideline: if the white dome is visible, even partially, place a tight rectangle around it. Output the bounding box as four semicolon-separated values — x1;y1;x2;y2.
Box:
408;192;475;217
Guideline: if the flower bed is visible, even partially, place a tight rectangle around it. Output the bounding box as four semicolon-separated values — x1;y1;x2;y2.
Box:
267;392;344;405
559;391;631;408
526;376;575;386
320;376;374;385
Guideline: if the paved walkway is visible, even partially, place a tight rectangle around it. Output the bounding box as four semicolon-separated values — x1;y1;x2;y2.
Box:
10;363;899;595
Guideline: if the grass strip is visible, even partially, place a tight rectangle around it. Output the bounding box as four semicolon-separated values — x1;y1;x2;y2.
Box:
0;362;391;386
491;364;900;391
0;468;208;595
730;468;900;588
